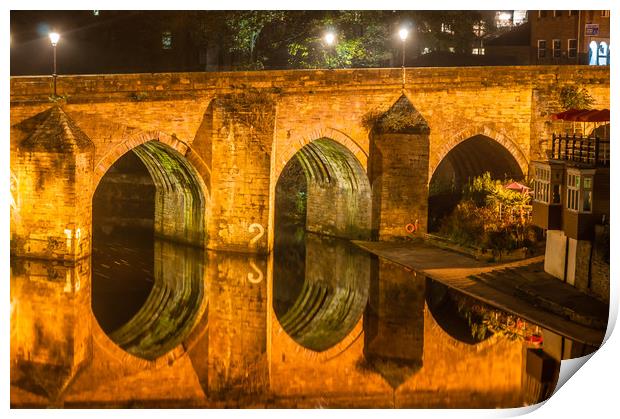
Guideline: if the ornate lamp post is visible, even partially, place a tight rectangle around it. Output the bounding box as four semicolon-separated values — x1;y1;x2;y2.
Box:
49;32;60;96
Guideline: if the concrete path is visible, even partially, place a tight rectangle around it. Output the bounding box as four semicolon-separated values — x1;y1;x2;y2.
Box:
353;240;608;347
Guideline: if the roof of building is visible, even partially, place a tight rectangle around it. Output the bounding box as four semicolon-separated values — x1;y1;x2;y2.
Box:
17;105;94;153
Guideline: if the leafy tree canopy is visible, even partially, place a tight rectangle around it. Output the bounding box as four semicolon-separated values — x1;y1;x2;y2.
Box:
188;10;498;70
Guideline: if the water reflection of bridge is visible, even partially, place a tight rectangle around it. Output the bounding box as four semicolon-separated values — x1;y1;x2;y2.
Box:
11;232;530;408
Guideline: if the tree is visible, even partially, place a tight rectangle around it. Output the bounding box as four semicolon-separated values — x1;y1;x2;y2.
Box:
559;85;595;110
189;11;503;70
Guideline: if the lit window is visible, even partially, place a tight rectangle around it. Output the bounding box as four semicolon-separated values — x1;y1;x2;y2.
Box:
472;47;485;55
601;11;610;17
93;10;99;16
472;21;486;37
441;23;454;34
448;47;455;53
598;42;609;65
538;40;547;59
566;172;581;211
534;167;551;204
568;39;577;58
496;11;512;27
589;41;598;65
422;47;431;54
162;31;172;49
553;39;561;58
513;10;527;25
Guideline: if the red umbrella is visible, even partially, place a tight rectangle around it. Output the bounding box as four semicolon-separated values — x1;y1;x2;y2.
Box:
504;181;530;194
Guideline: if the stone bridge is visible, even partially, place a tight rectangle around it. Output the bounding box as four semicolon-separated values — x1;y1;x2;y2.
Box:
10;66;610;260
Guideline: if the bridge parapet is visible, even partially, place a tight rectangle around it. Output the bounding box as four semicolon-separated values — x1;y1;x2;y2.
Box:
10;66;610;104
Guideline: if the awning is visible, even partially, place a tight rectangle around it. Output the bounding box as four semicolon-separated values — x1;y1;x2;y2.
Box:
504;181;530;194
550;108;610;122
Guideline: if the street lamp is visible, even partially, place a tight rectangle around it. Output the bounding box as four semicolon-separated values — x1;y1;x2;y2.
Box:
399;27;409;67
49;32;60;96
323;31;337;69
398;27;409;88
324;31;335;46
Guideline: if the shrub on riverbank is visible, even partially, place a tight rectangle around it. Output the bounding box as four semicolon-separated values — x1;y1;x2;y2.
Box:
437;172;542;256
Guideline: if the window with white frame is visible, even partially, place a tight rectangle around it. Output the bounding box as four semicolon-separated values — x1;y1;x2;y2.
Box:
553;39;561;58
566;172;581;211
534;166;551;203
582;175;593;212
601;10;610;17
538;40;547;59
568;39;577;58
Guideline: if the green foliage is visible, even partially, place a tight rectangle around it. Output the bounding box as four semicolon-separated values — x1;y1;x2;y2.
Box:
362;101;427;134
286;12;392;69
438;172;540;256
188;10;499;70
457;297;526;341
219;88;275;133
295;191;307;217
559;85;595;110
463;172;530;210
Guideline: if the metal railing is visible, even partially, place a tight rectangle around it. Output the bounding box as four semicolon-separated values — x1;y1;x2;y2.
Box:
550;134;610;166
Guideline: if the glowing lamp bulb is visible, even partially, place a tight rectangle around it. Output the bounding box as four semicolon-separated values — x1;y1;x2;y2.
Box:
324;32;335;46
399;28;409;41
49;32;60;46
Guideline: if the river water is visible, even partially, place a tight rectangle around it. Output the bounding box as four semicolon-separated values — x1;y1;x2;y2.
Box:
10;225;564;408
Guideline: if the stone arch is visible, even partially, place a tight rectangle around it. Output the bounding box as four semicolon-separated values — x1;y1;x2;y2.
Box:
271;312;365;363
427;126;528;232
429;125;529;180
274;127;368;181
424;303;502;355
274;132;372;240
271;131;372;354
91;133;208;361
93;130;211;196
424;279;494;347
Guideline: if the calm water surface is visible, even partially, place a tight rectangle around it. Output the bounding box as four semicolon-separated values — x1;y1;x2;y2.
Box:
11;225;560;408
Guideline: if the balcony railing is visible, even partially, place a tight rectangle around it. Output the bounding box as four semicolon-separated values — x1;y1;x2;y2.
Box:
550;134;610;167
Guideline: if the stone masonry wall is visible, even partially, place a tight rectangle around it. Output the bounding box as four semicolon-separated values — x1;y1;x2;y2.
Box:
10;66;609;255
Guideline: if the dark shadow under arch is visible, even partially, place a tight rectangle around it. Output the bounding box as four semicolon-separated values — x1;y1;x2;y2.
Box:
425;278;492;345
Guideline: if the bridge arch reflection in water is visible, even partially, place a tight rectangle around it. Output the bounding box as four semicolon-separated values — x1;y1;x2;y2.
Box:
273;137;372;352
91;140;207;360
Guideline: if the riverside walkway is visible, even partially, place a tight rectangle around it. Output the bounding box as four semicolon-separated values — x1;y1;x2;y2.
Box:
353;240;608;347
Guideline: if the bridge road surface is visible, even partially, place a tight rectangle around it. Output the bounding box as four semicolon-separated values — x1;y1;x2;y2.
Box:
353;241;608;347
